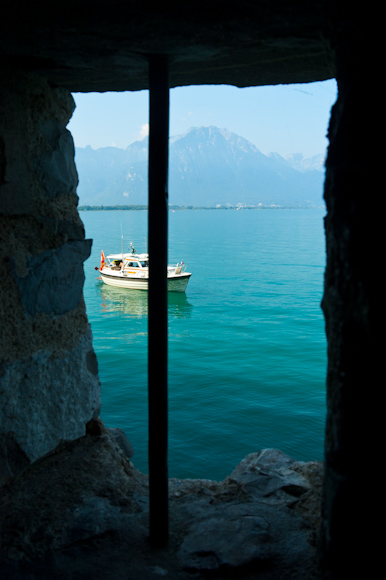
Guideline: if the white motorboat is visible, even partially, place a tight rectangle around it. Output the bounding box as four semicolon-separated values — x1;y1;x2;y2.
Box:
97;247;191;292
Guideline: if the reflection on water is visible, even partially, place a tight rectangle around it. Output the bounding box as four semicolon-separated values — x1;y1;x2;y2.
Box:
167;292;193;319
99;284;148;318
99;283;193;319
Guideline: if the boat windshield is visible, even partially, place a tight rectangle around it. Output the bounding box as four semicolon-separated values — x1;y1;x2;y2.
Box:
125;261;140;268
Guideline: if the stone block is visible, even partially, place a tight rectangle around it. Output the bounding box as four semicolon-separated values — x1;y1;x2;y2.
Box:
10;239;92;317
0;328;100;484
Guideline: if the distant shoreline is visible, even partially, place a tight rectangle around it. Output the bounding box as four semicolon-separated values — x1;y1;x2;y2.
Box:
78;205;324;211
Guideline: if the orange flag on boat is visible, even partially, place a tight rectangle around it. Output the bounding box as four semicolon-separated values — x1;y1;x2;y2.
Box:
100;250;105;271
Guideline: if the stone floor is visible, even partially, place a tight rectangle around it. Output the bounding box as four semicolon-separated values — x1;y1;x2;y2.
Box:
0;420;323;580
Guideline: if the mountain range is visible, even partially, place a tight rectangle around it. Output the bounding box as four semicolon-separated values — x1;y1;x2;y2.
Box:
75;126;326;208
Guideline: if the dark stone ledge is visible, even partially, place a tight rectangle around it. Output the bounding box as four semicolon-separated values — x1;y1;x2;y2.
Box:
0;1;334;92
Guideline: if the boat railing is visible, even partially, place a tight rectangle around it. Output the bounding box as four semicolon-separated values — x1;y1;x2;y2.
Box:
167;263;186;275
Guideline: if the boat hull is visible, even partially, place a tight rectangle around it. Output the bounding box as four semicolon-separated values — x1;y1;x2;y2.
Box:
100;270;191;292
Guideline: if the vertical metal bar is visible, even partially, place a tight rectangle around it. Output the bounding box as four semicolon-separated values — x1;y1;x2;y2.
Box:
148;54;169;547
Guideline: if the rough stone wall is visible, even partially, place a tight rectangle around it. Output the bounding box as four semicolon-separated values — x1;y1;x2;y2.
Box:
0;72;100;485
321;7;376;578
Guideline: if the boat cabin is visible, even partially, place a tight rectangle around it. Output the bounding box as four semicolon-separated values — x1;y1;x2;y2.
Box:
106;253;149;270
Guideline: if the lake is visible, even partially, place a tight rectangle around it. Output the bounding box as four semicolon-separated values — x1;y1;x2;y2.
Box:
81;208;327;480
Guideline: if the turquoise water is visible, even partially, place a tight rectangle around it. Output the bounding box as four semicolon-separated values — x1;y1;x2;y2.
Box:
82;209;327;480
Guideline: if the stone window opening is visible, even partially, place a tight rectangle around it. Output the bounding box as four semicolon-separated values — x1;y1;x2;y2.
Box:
0;7;372;577
75;69;330;550
0;70;329;574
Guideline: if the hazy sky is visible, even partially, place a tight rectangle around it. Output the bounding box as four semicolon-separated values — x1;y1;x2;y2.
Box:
68;79;337;158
